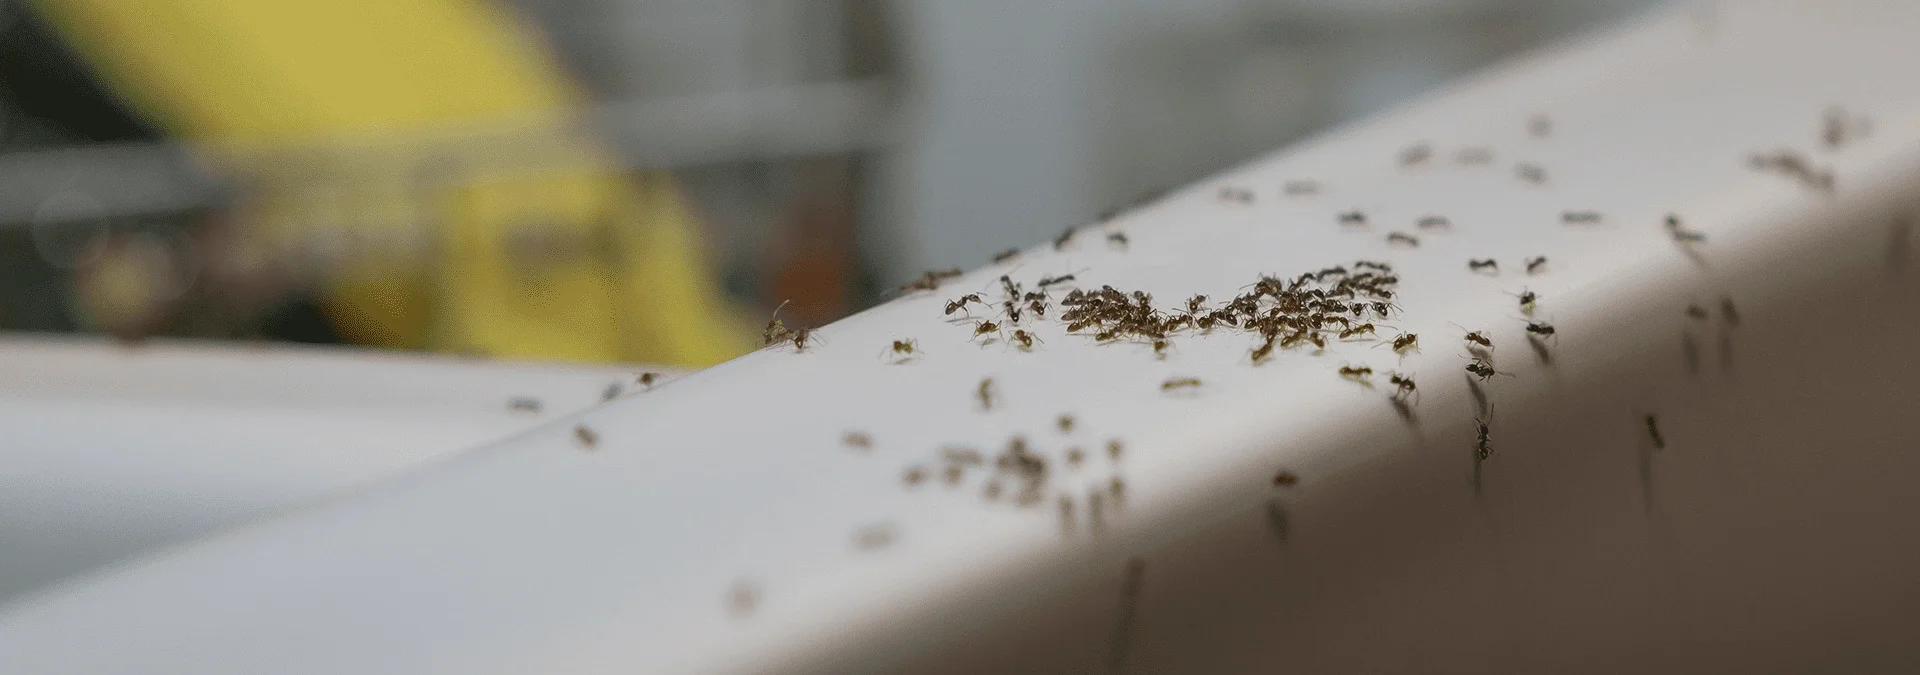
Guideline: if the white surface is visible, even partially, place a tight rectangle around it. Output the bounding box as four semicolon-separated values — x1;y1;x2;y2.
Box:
0;335;671;605
5;2;1920;673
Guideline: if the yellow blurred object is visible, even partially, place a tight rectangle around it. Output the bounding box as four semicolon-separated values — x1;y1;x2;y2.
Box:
32;0;752;366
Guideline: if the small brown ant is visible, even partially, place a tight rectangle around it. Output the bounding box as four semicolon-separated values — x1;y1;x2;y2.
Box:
1390;333;1419;353
1516;289;1538;314
1386;232;1420;247
972;320;1001;338
1463;330;1493;350
942;446;984;465
1398;141;1433;167
1416;215;1451;228
1524;256;1547;274
943;464;964;486
977;378;996;411
574;425;598;449
1337;210;1368;226
1562;210;1602;224
1339;323;1377;339
1250;337;1275;364
1161;377;1203;392
1468;258;1499;273
1646;414;1666;449
1388;372;1417;402
790;327;815;351
1272;470;1299;487
886;339;920;361
1515;162;1549;184
507;397;543;413
904;466;929;487
1054;226;1080;250
1525;321;1556;338
843;431;873;451
1474;408;1493;461
1066;447;1085;466
1719;295;1740;326
637;372;659;390
1038;274;1076;287
1107;439;1124;460
1338;364;1373;382
1686;303;1709;320
993;248;1020;264
1466;358;1498;381
1057;414;1076;434
1010;329;1041;351
945;293;984;316
762;300;793;345
1151;339;1171;359
1283;180;1320;196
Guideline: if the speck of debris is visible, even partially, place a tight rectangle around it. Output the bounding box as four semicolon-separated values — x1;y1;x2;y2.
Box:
507;397;543;413
601;382;622;401
574;425;598;449
1273;471;1299;487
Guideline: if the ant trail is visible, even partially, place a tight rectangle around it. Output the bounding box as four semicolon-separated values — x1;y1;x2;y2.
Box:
1107;558;1147;675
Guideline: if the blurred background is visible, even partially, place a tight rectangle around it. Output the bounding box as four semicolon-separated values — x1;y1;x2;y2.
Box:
0;0;1655;369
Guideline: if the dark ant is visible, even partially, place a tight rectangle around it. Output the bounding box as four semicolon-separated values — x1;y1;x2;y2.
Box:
1161;377;1203;392
1108;232;1129;247
977;378;996;410
1525;321;1556;338
1515;162;1549;184
945;293;984;316
1562;210;1603;224
993;248;1020;264
1152;339;1171;359
508;397;543;413
843;431;873;451
1337;210;1368;226
1391;333;1419;354
1354;260;1392;272
1010;329;1041;351
1027;299;1048;319
1474;408;1493;461
1528;113;1552;138
1466;358;1499;381
1646;414;1666;449
1463;330;1493;350
638;372;659;390
1686;303;1709;320
1054;226;1081;250
1250;337;1275;364
1468;258;1500;273
1719;295;1740;326
1283;180;1320;196
1388;372;1417;402
762;300;793;345
1516;289;1538;314
1219;186;1254;203
1272;470;1299;487
1338;364;1374;382
574;425;598;449
1524;256;1547;274
1340;323;1377;339
790;328;815;351
1038;274;1076;287
1001;300;1022;323
1399;141;1433;167
1386;232;1420;247
1416;215;1451;228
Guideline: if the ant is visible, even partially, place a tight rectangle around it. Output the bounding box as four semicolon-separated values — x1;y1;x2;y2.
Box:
885;339;920;362
1001;300;1023;323
1664;214;1707;243
1528;113;1552;138
1283;180;1320;196
762;300;793;345
1515;289;1538;314
1455;147;1494;165
508;397;543;413
1354;260;1393;272
1108;232;1129;248
1417;215;1451;229
574;424;599;449
1054;226;1081;250
977;378;996;411
1161;377;1203;392
1524;256;1548;274
904;466;929;487
1066;447;1085;466
1719;296;1740;326
790;327;816;352
1339;323;1377;340
972;320;1002;339
1561;210;1602;224
1010;329;1041;351
1466;358;1500;381
1027;299;1048;319
1462;329;1494;351
1685;303;1709;320
1219;186;1254;203
1386;232;1420;247
637;372;659;390
843;431;874;451
1337;210;1368;226
945;293;985;316
1058;414;1076;434
1151;338;1171;359
1272;470;1299;487
1338;364;1374;382
1474;408;1494;461
1515;162;1548;184
1388;372;1418;402
1468;258;1499;273
1390;333;1419;354
1038;274;1076;287
1525;321;1556;338
993;248;1020;264
1107;439;1125;461
1398;141;1433;167
1250;337;1276;364
1646;414;1666;449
